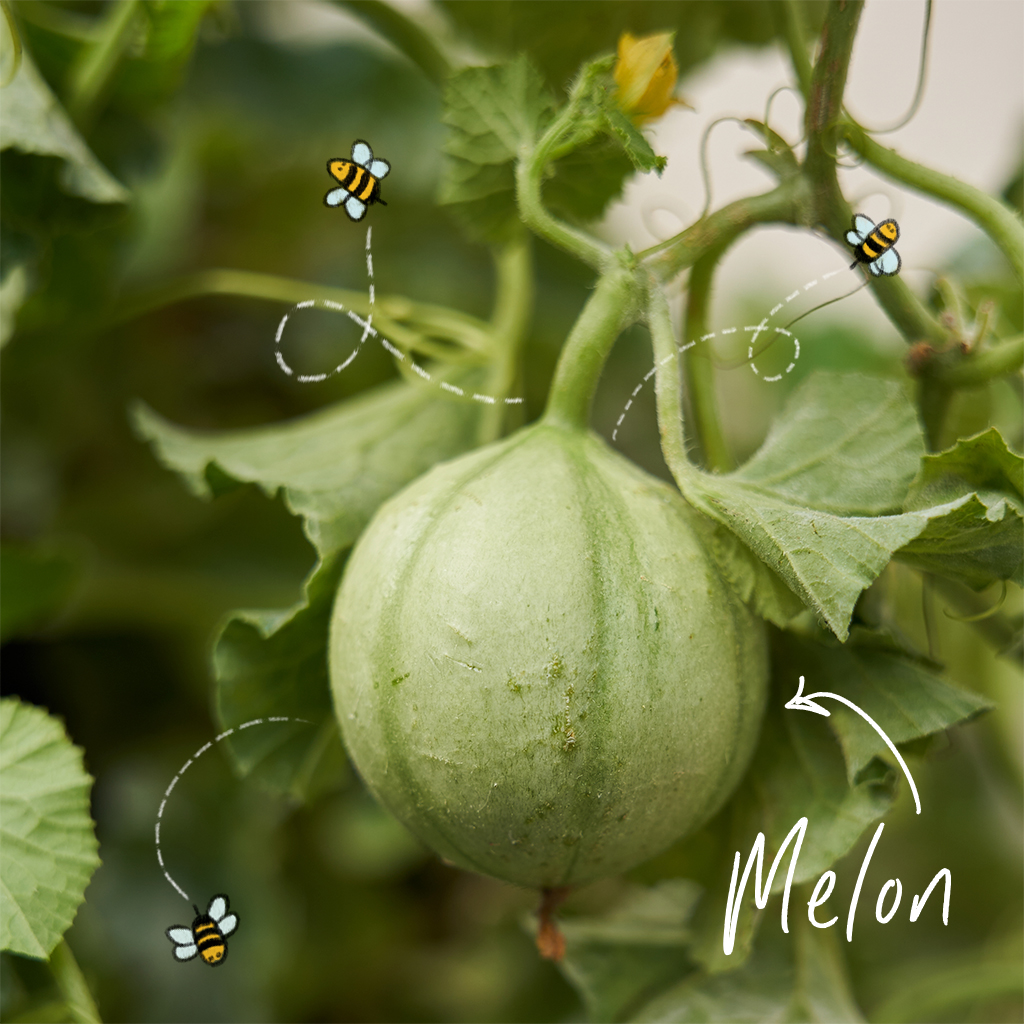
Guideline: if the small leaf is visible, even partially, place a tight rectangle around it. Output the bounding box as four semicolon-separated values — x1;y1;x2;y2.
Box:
0;48;128;203
557;881;700;1023
742;119;800;181
0;699;100;959
601;104;667;175
777;630;992;783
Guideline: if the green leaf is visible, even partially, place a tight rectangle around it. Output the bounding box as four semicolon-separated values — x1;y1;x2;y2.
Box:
131;373;486;561
0;699;100;959
680;372;1019;638
0;47;129;203
558;881;700;1023
897;428;1024;588
705;524;806;630
601;102;666;175
777;630;992;783
0;545;81;644
545;136;634;225
633;921;864;1024
741;120;800;182
439;57;553;241
727;373;924;516
213;554;347;800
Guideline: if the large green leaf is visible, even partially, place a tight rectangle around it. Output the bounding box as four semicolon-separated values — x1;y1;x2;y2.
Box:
0;47;128;204
682;373;1019;638
131;373;485;561
726;374;924;516
0;699;100;959
558;881;700;1023
897;428;1023;588
438;53;664;241
438;57;553;241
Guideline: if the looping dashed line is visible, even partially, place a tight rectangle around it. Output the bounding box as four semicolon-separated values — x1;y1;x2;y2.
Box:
611;269;843;442
155;716;311;902
274;227;524;407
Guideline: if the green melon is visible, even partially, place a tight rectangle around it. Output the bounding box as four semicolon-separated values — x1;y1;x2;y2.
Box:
329;422;768;888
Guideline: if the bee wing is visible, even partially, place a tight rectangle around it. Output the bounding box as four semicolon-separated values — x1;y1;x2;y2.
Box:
853;213;876;237
845;229;864;246
875;248;901;276
206;895;229;922
218;913;238;936
343;195;367;221
167;927;194;946
351;140;372;168
369;158;390;180
325;187;349;207
173;942;199;961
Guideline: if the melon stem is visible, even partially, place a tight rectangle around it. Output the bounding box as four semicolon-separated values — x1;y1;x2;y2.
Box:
536;886;572;962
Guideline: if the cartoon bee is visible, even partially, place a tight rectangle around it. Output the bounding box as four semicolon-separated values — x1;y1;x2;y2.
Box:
166;894;238;966
846;214;902;276
324;140;390;221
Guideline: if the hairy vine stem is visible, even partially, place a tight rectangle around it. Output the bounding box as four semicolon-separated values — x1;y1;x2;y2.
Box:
542;261;640;431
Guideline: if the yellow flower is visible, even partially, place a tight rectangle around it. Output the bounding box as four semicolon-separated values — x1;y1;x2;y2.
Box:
614;31;691;123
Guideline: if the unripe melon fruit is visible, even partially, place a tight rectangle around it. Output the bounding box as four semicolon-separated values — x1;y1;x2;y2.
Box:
329;422;768;889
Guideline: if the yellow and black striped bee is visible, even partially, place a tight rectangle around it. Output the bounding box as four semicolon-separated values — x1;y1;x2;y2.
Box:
166;894;238;966
846;214;901;276
325;140;390;221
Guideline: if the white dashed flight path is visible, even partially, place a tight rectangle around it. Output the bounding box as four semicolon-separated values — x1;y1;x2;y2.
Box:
155;716;310;902
274;227;524;407
612;269;845;442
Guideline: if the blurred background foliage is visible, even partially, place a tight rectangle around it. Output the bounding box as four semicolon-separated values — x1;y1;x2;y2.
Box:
0;2;1020;1022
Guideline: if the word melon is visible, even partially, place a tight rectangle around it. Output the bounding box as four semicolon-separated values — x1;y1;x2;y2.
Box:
329;423;768;889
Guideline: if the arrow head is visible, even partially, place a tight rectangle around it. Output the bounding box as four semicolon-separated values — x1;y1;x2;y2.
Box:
784;676;832;717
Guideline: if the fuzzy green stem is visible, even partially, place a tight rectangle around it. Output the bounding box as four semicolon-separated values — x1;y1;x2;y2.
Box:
477;231;533;444
50;940;102;1023
647;279;703;494
67;0;141;126
775;0;814;98
333;0;452;86
805;1;947;347
841;122;1024;282
517;109;611;271
543;264;639;431
112;269;493;356
684;246;735;472
642;178;806;281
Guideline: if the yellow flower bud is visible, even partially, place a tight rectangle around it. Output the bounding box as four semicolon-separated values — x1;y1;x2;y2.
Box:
614;31;691;123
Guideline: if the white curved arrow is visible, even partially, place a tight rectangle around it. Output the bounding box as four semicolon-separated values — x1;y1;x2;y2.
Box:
785;676;922;815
